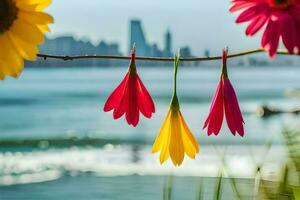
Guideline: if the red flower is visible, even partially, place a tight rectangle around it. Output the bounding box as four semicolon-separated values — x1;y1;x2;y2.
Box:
103;48;155;127
230;0;300;57
203;49;244;137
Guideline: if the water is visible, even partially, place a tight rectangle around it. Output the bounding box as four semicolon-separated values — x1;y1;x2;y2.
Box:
0;65;299;199
0;175;254;200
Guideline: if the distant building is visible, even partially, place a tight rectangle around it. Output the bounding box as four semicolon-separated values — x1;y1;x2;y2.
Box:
34;36;123;67
180;46;192;57
96;41;120;55
149;44;163;57
40;36;79;55
129;20;149;56
164;30;172;57
128;19;191;58
204;49;210;57
40;36;122;56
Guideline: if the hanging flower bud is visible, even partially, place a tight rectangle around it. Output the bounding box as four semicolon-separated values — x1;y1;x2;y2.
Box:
152;51;199;166
103;46;155;127
203;48;244;137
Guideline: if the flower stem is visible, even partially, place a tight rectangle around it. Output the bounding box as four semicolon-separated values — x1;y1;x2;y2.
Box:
129;45;137;75
171;50;180;110
221;48;228;79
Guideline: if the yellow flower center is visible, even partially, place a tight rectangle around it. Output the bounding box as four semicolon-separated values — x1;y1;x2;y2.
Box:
269;0;294;9
0;0;18;33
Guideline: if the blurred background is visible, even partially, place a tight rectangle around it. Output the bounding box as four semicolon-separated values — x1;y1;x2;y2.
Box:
1;0;300;199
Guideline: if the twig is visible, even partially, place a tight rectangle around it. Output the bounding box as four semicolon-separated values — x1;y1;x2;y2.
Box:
37;48;295;62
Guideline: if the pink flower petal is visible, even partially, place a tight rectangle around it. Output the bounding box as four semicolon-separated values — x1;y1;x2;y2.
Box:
236;4;269;23
290;4;300;21
261;17;280;58
245;14;269;36
223;79;244;137
230;1;257;13
279;12;298;54
204;80;224;136
231;0;300;57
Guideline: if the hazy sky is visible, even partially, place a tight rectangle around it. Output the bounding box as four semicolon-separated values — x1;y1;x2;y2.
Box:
47;0;262;55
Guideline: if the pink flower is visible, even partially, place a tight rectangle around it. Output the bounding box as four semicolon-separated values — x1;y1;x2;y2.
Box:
103;48;155;127
203;49;244;137
230;0;300;57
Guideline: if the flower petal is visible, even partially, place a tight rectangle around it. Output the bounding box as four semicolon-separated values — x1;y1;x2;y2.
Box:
136;75;155;118
230;1;256;13
223;79;244;137
152;111;171;153
261;17;280;58
125;74;139;127
279;12;298;54
236;3;269;23
7;31;38;61
169;111;184;166
17;0;52;11
152;111;172;164
245;14;268;36
10;19;44;45
0;34;24;78
179;112;199;158
203;80;224;136
104;73;129;112
18;10;54;25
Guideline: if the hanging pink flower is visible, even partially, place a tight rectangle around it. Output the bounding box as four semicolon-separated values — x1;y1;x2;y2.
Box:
230;0;300;57
103;47;155;127
203;49;244;137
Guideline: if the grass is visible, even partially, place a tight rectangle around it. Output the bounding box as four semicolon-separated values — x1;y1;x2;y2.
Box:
162;129;300;200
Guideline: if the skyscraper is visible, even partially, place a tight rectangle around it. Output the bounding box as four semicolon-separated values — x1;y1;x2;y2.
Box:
129;20;148;56
164;30;172;57
128;20;190;58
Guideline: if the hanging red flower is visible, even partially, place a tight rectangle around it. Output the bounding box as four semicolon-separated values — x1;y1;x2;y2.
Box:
230;0;300;57
103;47;155;127
203;49;244;137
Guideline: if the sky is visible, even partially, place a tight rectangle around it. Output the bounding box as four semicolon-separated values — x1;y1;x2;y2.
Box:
46;0;262;55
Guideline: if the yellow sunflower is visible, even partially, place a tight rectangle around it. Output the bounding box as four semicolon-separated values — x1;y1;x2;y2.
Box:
0;0;53;80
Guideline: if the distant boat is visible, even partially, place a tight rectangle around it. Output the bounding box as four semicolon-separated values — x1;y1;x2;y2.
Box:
286;88;300;98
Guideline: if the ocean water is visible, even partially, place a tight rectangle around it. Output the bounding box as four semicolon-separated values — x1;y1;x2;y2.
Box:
0;65;300;199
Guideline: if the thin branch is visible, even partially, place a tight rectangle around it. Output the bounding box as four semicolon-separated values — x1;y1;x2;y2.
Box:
37;48;295;62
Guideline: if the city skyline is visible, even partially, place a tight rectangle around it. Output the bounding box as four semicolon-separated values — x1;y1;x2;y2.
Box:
46;0;263;55
42;19;193;58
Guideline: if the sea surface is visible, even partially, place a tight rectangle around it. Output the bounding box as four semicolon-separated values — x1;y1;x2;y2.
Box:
0;65;300;199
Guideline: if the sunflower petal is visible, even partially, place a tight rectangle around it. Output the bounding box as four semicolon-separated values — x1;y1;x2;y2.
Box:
18;10;54;25
7;31;38;61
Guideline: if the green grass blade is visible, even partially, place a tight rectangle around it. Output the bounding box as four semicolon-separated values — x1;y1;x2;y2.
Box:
214;170;223;200
163;176;173;200
195;178;203;200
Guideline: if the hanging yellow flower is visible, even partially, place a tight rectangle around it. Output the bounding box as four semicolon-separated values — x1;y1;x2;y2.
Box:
152;52;200;166
0;0;53;80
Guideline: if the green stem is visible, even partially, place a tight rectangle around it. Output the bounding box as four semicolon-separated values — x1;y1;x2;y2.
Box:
221;49;228;79
171;52;180;110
